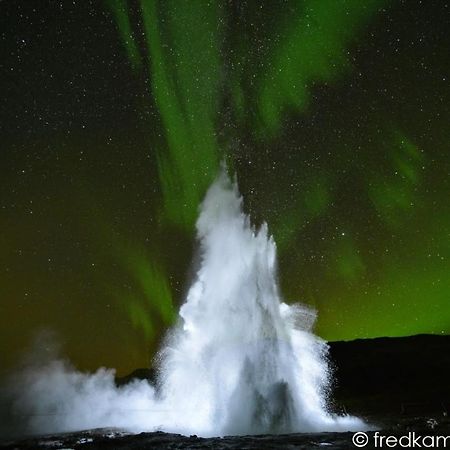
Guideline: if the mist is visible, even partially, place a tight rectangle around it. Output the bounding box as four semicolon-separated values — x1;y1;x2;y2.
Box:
0;332;156;439
1;173;367;439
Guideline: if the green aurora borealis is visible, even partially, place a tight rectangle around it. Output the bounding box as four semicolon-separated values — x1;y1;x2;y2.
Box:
1;0;449;374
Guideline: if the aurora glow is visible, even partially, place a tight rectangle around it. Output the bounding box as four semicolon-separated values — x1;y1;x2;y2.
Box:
141;0;222;230
0;0;449;375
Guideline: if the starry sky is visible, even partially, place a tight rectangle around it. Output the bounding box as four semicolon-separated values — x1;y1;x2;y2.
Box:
1;0;449;375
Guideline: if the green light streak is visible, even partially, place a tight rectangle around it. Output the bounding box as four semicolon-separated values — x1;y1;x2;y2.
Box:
112;245;176;341
304;179;330;218
127;251;175;326
369;131;424;225
273;178;331;251
126;298;156;341
332;237;366;282
85;204;176;342
257;0;385;135
140;0;222;229
106;0;143;71
108;1;386;229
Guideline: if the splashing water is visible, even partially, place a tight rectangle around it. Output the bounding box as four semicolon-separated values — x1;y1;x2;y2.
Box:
0;172;366;438
154;171;365;436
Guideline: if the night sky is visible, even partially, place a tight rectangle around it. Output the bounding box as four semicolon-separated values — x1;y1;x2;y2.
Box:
1;0;449;375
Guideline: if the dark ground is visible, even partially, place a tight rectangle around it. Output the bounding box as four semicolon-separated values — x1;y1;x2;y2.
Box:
1;417;449;450
2;335;449;449
329;334;450;416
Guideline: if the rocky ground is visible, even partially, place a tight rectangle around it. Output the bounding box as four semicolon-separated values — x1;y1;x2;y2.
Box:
1;415;449;449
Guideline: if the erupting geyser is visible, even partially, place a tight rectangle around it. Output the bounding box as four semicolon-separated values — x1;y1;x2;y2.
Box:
155;170;365;436
1;171;366;438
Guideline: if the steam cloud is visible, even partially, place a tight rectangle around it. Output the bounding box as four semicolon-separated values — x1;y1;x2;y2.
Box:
0;332;156;439
1;172;367;439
